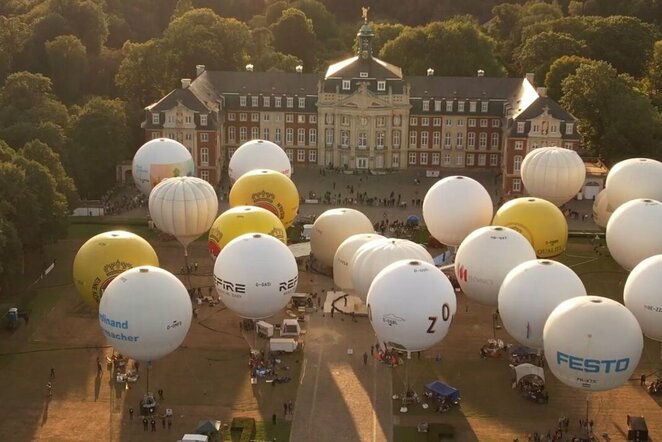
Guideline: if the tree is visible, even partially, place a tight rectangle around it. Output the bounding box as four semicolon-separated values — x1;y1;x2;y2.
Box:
514;32;587;82
115;40;170;106
544;55;598;101
646;40;662;109
0;16;29;82
270;8;317;71
360;22;407;57
249;27;302;72
265;1;288;25
45;35;88;103
85;47;123;98
171;0;194;21
560;61;662;163
0;212;23;291
48;0;108;54
292;0;338;41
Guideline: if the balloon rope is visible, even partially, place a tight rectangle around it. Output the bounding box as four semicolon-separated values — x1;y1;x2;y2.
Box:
183;247;193;289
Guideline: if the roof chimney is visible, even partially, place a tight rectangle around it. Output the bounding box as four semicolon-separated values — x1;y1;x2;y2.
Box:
181;78;191;89
296;65;303;73
536;87;547;97
525;72;535;85
477;69;485;77
196;65;205;77
246;64;254;72
427;68;434;76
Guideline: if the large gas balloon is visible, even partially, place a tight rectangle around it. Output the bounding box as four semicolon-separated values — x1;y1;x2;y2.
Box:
229;169;299;228
132;138;194;195
521;146;586;206
228;139;291;182
606;199;662;271
367;260;456;353
624;255;662;342
311;208;374;268
333;233;385;291
208;206;286;260
73;231;159;307
499;260;587;349
492;197;567;258
149;176;218;249
422;176;493;246
99;266;192;362
543;296;643;392
214;233;298;319
592;189;613;229
605;158;662;210
455;226;536;306
351;238;434;302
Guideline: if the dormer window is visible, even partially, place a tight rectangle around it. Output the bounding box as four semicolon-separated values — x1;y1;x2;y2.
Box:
298;97;305;108
360;72;368;78
200;114;208;126
240;96;246;107
377;81;385;91
566;123;574;135
251;96;259;107
342;80;351;90
152;113;159;124
517;122;525;133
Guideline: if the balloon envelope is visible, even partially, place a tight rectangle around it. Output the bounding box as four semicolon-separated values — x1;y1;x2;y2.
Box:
208;206;286;260
311;208;374;268
624;254;662;342
132;138;194;195
367;260;456;353
422;176;493;246
455;226;536;306
606;198;662;271
214;233;298;319
605;158;662;210
99;266;192;362
333;233;385;291
543;296;643;392
492;197;567;258
499;259;587;349
73;231;159;307
229;139;291;182
229;169;299;228
149;176;218;249
521;146;586;206
592;189;613;229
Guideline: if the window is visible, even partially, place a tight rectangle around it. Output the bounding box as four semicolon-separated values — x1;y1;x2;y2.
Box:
393;115;401;126
251;96;258;107
251;113;259;122
410;117;418;126
360;72;368;78
342;80;351;90
566;123;574;135
533;124;540;133
468;133;475;148
409;131;417;147
515;140;523;150
490;154;498;166
286;114;294;123
458;102;465;112
185;115;192;124
298;97;305;108
421;131;429;148
239;113;247;122
228;148;236;159
251;127;259;140
342;115;350;126
421;117;429;126
481;102;488;112
358;132;367;149
240;96;246;107
167;115;175;124
286;97;294;108
166;132;175;139
263;128;270;140
377;116;385;127
408;152;416;165
456;133;463;149
479;133;487;149
263;114;270;122
377;81;386;91
392;153;400;166
275;128;282;144
433;100;440;112
422;101;429;112
445;118;452;127
275;115;281;123
444;132;452;148
341;130;349;147
456;154;464;166
275;97;282;108
491;133;499;149
392;130;401;148
446;101;453;112
297;128;305;145
297;150;305;162
433;117;441;127
564;142;573;150
286;128;293;144
201;170;209;182
200;148;209;165
420;152;428;165
517;122;525;133
309;149;317;163
239;127;247;142
298;115;306;124
492;119;500;128
286;149;293;161
152;113;159;124
432;131;441;147
468;118;476;127
480;119;488;128
309;115;317;124
550;124;558;133
309;128;317;144
514;155;523;172
469;101;476;112
228;127;236;143
457;119;464;127
325;129;333;146
512;178;521;192
466;153;475;166
200;133;209;142
151;132;161;139
263;97;270;107
228;113;236;121
360;117;368;126
376;131;384;148
325;114;334;124
478;154;486;166
432;152;440;165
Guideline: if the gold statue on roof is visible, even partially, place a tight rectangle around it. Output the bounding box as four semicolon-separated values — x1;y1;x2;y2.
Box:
361;6;370;23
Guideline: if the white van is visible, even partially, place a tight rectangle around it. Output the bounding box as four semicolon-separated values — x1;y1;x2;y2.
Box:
270;338;298;353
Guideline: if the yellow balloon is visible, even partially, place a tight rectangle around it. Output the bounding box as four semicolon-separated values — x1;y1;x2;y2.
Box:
492;197;568;258
229;169;299;227
208;206;287;260
73;231;159;307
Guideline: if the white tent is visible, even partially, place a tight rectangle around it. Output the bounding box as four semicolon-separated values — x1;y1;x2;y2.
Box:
514;363;545;384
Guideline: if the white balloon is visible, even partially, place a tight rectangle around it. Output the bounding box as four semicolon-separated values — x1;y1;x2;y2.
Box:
99;266;192;362
624;254;662;342
606;198;662;271
499;260;587;349
333;233;385;291
521;146;586;206
351;238;434;302
592;189;613;229
149;176;218;249
214;233;298;319
132;138;195;195
367;260;456;353
310;208;374;268
229;139;292;182
605;158;662;210
543;296;643;392
423;175;493;246
454;226;536;306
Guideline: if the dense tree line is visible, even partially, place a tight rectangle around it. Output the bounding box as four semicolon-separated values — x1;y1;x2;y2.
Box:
0;0;661;286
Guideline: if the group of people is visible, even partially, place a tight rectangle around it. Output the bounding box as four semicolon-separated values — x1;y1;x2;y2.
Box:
646;376;662;395
515;416;600;442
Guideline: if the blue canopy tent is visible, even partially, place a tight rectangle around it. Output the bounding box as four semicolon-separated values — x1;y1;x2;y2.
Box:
406;215;420;226
425;381;460;402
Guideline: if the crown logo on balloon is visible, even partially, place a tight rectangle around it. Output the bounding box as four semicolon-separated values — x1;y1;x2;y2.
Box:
252;190;275;204
104;260;133;277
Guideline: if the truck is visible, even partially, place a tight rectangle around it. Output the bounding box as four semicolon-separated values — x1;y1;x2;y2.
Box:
269;338;298;353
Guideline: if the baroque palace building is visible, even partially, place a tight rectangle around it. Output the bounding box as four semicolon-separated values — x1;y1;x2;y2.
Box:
142;19;581;197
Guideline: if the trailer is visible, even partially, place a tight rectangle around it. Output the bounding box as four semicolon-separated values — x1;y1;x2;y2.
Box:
269;338;298;353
